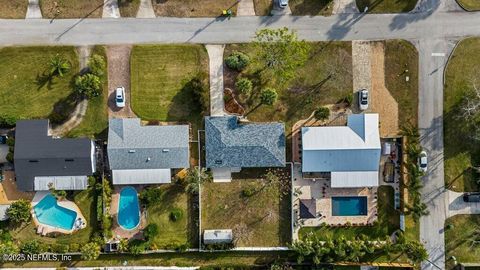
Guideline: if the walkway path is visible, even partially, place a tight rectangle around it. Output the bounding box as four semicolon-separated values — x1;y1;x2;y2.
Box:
447;190;480;217
237;0;256;16
103;0;121;18
332;0;359;14
136;0;156;18
26;0;42;19
51;46;91;136
205;44;225;117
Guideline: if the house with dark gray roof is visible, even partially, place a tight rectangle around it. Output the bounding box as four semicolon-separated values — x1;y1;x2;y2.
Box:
205;116;285;181
107;118;190;185
14;120;96;192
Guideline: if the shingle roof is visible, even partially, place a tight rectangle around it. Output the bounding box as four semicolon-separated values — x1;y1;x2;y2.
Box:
107;118;189;170
14;120;95;191
205;116;286;168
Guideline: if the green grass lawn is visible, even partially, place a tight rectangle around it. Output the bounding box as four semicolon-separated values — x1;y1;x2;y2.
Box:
146;184;196;249
0;46;79;122
118;0;140;17
201;168;292;247
384;40;419;126
289;0;334;15
456;0;480;11
0;0;27;18
67;46;109;139
130;45;209;134
445;215;480;267
40;0;103;18
253;0;272;15
152;0;238;17
356;0;417;13
444;37;480;192
10;188;97;249
299;186;400;240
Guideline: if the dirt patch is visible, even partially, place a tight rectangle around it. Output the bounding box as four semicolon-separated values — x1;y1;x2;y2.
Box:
106;45;137;119
224;88;245;115
370;42;399;137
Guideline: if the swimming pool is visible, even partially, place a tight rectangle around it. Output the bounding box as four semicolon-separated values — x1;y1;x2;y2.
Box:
332;196;368;216
118;186;140;230
33;194;77;230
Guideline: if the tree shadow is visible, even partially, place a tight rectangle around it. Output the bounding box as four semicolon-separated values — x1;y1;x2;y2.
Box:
47;91;80;126
35;72;55;91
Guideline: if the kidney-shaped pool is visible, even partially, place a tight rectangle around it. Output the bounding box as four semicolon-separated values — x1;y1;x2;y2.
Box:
118;186;140;230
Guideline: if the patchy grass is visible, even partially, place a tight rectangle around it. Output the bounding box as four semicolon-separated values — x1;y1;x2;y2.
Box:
68;46;108;139
289;0;334;15
404;214;419;241
0;46;79;121
299;186;400;240
445;215;480;267
152;0;239;17
356;0;417;13
130;45;208;134
444;37;480;192
384;40;419;126
456;0;480;11
40;0;104;18
253;0;272;15
10;188;97;247
0;0;27;18
201;168;292;247
118;0;140;17
146;184;196;249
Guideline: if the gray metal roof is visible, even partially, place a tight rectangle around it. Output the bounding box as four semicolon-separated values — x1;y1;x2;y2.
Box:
107;118;190;170
14;120;95;192
205;116;286;168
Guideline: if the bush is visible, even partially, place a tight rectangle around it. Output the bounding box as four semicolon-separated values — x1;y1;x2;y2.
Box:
80;242;101;261
344;92;353;105
129;239;147;255
102;214;112;239
69;243;80;252
203;242;234;250
0;114;17;128
242;185;257;198
169;208;184;222
52;244;69;253
74;73;102;98
235;78;253;96
260;88;278;105
225;51;250;71
314;107;330;121
21;240;43;254
6;137;14;147
6;199;31;224
88;54;106;78
97;195;103;222
139;187;163;206
6;152;13;163
88;176;97;187
144;223;159;241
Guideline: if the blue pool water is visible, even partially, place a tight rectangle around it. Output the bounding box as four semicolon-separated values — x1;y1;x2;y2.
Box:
332;196;368;216
33;194;77;230
118;186;140;230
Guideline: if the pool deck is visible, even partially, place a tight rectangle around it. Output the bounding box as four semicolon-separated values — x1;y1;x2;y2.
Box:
31;191;86;235
111;185;146;240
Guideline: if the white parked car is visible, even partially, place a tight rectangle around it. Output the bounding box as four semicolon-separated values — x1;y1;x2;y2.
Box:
419;150;428;173
278;0;288;9
115;87;126;108
358;89;369;111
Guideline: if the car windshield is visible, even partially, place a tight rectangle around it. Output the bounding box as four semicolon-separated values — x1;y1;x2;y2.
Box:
361;100;368;104
116;97;123;102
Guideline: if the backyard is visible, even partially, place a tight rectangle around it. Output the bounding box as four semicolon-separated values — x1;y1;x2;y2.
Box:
201;168;292;247
444;37;480;192
0;0;27;18
445;214;480;267
40;0;104;18
356;0;418;13
130;45;209;133
68;46;109;139
152;0;239;17
0;46;79;122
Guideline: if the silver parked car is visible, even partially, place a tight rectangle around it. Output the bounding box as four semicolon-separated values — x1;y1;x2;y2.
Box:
358;89;369;111
418;150;428;173
115;86;126;108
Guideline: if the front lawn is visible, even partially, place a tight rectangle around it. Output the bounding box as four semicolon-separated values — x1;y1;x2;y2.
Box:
445;214;480;267
10;188;97;249
299;186;400;240
456;0;480;11
201;168;291;247
40;0;103;18
444;37;480;192
356;0;417;13
384;40;419;126
118;0;140;17
152;0;239;17
146;184;196;249
130;45;209;134
0;0;27;18
253;0;333;15
0;46;79;122
67;46;109;139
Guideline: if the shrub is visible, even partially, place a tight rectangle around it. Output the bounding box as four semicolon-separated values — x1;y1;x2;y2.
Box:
102;214;112;239
88;176;97;187
97;195;103;222
169;208;184;222
74;73;102;98
314;107;330;121
6;199;31;224
235;78;253;96
242;185;257;198
52;244;69;253
225;51;250;71
6;137;14;147
175;243;189;252
139;187;163;206
203;242;234;250
0;114;17;128
80;242;101;261
344;92;353;105
129;239;147;255
144;223;159;241
260;88;278;105
88;54;106;78
69;243;80;252
6;152;13;163
21;240;43;254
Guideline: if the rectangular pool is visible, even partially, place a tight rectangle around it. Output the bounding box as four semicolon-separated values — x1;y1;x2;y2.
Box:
332;196;368;216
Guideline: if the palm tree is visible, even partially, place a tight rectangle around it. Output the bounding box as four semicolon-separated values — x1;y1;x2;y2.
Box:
184;167;212;194
408;198;430;222
48;54;71;77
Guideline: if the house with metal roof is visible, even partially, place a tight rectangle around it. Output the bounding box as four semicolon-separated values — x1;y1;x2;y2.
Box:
301;113;381;188
107;118;190;185
14;120;96;192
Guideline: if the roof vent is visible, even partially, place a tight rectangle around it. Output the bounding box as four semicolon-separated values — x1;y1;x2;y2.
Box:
215;159;223;165
162;149;170;152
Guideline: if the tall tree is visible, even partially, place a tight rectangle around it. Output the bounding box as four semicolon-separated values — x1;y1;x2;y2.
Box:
184;167;212;194
6;199;31;224
254;27;310;84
